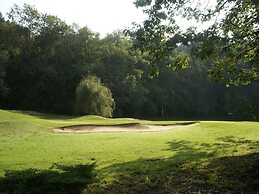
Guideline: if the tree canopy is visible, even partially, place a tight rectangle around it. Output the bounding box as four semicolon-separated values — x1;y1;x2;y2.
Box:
128;0;259;86
0;4;258;120
75;76;115;117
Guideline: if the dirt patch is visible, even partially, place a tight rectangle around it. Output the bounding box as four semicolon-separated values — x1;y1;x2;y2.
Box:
53;122;196;133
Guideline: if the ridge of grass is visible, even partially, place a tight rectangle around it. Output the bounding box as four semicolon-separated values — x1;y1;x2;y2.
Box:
0;109;259;193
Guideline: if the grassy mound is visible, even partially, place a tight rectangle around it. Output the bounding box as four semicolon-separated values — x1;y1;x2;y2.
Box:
0;109;258;193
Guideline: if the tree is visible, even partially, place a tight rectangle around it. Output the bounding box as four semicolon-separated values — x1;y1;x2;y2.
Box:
74;75;115;117
128;0;259;86
2;3;258;120
93;32;148;117
2;4;102;114
0;51;8;99
0;14;9;99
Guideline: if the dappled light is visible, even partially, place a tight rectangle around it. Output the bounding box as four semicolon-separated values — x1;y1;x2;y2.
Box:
93;143;259;193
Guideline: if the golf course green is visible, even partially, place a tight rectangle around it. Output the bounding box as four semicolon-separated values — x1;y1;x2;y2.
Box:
0;109;258;193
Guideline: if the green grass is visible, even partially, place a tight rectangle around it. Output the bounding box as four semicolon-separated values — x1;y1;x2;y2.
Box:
0;109;259;193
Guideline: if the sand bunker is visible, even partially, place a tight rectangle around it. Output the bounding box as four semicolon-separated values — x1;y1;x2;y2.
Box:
53;122;196;133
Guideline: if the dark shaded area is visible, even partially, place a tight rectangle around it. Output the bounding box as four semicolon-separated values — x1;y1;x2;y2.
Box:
87;139;259;194
0;163;95;194
12;110;78;120
206;153;259;192
0;5;259;120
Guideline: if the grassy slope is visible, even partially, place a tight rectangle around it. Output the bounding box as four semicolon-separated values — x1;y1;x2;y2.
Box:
0;110;184;171
0;109;259;193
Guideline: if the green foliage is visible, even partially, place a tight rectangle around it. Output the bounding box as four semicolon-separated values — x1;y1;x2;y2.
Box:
130;0;259;85
0;4;258;120
93;32;149;117
75;76;115;117
0;51;8;98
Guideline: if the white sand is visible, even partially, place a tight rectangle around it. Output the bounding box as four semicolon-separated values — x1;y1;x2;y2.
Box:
53;123;189;133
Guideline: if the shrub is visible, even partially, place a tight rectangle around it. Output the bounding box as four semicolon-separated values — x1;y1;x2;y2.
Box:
75;75;115;117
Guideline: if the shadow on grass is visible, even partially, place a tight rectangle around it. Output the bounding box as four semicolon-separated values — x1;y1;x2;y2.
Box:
12;110;78;120
88;139;259;194
0;163;95;194
217;136;259;145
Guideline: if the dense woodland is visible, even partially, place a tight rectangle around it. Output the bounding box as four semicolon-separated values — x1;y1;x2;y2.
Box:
0;4;258;120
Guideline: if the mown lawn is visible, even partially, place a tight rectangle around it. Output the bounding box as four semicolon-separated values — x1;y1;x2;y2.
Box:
0;109;258;193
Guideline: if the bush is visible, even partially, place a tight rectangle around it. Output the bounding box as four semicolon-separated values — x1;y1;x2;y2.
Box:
75;75;115;117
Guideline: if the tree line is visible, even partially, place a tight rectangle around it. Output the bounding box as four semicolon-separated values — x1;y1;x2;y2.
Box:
0;4;258;120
